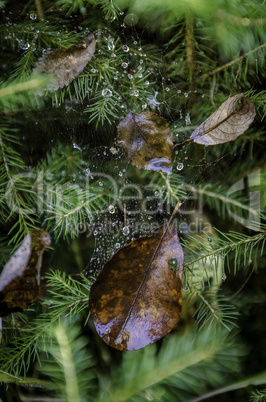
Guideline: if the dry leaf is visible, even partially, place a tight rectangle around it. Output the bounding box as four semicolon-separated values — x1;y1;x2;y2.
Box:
117;111;174;174
190;94;256;145
0;229;51;317
89;224;183;351
34;34;96;90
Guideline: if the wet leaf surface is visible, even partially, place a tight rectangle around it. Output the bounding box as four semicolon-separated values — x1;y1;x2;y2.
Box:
0;229;51;317
34;34;96;90
117;111;174;174
190;94;256;145
89;224;183;351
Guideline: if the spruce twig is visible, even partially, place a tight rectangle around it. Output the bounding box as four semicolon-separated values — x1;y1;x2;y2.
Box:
199;43;266;80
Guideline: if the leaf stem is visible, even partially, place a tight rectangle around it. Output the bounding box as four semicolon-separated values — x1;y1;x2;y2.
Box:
173;138;193;149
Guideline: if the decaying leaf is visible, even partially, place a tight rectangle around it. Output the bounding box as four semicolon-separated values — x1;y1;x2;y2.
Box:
190;94;256;145
0;229;51;317
89;224;183;351
117;111;174;174
34;34;96;90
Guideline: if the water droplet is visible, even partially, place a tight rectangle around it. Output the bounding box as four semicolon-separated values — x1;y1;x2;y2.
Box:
30;13;37;20
110;147;117;154
222;274;227;281
91;68;97;73
73;143;82;151
177;163;184;171
108;40;115;51
169;258;178;267
109;205;115;214
122;62;128;68
169;258;178;273
166;87;170;92
115;243;121;249
99;181;103;186
122;226;130;235
184;92;188;98
155;191;159;197
130;89;139;96
183;286;188;292
124;13;139;26
93;230;98;236
22;42;30;50
208;237;212;242
128;74;133;79
123;45;129;52
102;88;112;97
185;112;191;125
119;171;123;177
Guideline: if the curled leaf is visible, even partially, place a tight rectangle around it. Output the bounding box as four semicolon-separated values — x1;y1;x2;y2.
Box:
190;94;256;145
117;111;174;174
89;224;183;351
0;229;51;317
34;34;96;90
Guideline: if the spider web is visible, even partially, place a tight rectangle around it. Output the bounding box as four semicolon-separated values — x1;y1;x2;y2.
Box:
80;19;228;277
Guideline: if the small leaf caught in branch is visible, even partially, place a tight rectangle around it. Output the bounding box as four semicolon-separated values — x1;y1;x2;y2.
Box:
117;111;174;174
190;94;256;145
0;229;51;317
89;224;183;351
34;34;96;90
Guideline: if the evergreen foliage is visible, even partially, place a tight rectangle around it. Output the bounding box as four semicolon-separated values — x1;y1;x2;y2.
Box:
0;0;265;400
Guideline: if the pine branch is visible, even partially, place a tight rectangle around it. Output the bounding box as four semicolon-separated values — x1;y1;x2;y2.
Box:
0;271;91;376
192;371;266;402
185;14;195;80
199;43;266;80
184;183;259;221
250;388;266;402
184;229;266;275
100;327;243;401
154;172;187;204
186;288;239;330
0;371;56;388
0;76;46;112
40;321;95;402
0;127;38;245
35;0;45;22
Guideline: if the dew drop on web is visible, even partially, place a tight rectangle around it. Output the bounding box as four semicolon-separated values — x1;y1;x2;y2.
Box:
108;205;115;214
122;226;130;235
